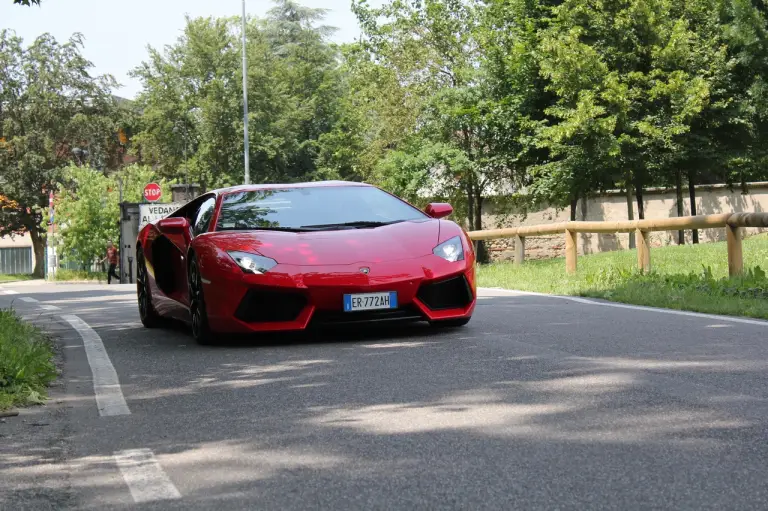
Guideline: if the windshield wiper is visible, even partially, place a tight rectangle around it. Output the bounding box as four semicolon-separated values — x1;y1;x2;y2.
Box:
300;220;405;230
222;225;319;233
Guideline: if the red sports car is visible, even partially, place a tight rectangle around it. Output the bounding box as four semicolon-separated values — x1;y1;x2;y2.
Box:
136;181;476;344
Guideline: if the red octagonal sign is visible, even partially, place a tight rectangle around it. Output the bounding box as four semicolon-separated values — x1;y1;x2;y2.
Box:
143;183;162;203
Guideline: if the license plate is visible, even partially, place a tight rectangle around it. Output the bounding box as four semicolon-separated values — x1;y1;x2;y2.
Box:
343;292;398;312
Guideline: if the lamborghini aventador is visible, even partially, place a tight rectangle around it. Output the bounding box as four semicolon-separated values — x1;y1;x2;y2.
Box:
136;181;476;344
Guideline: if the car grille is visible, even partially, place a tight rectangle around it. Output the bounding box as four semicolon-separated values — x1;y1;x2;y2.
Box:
416;275;473;311
310;306;424;327
234;289;308;323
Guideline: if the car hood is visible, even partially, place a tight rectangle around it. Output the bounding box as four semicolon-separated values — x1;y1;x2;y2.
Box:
207;219;442;266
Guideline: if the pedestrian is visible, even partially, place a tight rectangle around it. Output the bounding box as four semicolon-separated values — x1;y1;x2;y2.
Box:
101;241;120;284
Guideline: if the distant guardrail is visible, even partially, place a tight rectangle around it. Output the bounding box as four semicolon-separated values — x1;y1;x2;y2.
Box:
467;213;768;276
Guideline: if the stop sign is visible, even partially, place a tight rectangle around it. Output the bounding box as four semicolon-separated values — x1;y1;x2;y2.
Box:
143;183;162;202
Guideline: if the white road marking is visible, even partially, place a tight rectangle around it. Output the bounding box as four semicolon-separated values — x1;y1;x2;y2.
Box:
480;287;768;327
114;449;181;503
40;304;61;311
61;315;130;416
0;288;19;295
19;296;38;303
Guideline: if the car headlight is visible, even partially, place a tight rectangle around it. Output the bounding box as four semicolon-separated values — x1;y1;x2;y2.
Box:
227;251;278;274
433;236;464;262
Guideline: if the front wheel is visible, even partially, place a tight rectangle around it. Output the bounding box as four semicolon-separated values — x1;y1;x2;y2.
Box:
188;255;214;345
137;248;161;328
430;317;471;328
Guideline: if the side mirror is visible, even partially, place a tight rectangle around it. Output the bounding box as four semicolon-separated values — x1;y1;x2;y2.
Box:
425;203;453;219
156;217;190;233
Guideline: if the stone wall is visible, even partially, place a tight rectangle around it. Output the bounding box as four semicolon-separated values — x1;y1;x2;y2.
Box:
481;182;768;261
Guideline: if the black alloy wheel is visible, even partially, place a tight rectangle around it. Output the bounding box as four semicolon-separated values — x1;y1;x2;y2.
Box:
137;248;160;328
188;255;214;345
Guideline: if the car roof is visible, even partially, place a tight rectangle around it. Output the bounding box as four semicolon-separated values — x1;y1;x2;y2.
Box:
210;180;373;195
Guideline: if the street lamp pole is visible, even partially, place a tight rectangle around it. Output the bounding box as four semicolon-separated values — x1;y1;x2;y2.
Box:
241;0;250;185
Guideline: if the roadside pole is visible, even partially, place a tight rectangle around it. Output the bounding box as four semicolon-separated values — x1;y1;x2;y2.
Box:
47;190;55;281
242;0;250;185
118;177;124;284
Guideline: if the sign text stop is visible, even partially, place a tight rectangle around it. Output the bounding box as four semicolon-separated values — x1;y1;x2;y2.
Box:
143;183;162;203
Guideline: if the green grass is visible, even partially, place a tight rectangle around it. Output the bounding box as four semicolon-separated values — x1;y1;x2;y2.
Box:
478;233;768;320
54;269;105;282
0;274;35;283
0;309;56;411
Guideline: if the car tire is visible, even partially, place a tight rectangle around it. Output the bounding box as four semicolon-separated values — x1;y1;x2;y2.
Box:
430;317;471;328
188;254;214;345
137;248;161;328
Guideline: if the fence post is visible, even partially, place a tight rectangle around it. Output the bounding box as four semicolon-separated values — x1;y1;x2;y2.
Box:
565;229;577;274
636;229;651;273
514;235;525;265
727;225;743;277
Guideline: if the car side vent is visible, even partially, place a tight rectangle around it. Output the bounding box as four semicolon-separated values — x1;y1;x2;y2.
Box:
234;289;308;323
416;275;473;311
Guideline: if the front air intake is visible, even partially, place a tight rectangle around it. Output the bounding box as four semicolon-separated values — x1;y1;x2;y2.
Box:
416;275;473;311
234;289;307;323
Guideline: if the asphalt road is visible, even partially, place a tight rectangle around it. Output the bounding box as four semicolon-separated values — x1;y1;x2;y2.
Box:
2;280;768;510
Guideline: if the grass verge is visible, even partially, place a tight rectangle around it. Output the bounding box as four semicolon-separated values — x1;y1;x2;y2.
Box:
0;309;56;411
477;233;768;320
54;269;105;282
0;274;35;283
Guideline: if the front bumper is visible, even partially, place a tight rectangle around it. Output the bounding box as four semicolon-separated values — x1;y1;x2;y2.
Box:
204;255;476;333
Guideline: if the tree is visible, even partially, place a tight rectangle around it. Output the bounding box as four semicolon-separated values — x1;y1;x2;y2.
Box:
13;0;40;5
56;164;171;269
352;0;510;260
132;3;345;188
0;30;118;276
55;165;117;269
535;0;732;235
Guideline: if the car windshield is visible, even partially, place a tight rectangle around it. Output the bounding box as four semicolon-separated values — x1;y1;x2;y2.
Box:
216;186;428;232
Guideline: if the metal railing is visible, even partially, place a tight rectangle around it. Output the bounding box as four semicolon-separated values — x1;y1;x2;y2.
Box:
468;212;768;276
0;247;33;275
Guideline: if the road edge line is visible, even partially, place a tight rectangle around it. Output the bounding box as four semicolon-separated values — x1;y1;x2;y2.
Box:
478;287;768;327
114;448;181;503
60;314;131;416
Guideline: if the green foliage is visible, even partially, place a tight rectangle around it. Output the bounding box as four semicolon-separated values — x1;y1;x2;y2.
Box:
0;274;35;283
0;308;55;410
56;166;118;268
55;164;171;269
54;269;105;282
6;0;768;257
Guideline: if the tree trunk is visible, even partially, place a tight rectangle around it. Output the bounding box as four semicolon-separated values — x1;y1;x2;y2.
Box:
634;174;645;220
570;197;578;221
625;177;635;249
676;169;685;245
29;228;46;278
688;170;699;244
472;187;489;264
466;181;475;231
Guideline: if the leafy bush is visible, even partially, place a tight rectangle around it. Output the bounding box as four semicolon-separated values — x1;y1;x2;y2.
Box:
56;164;173;269
0;309;56;410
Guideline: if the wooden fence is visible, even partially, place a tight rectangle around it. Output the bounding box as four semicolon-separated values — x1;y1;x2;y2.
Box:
467;212;768;276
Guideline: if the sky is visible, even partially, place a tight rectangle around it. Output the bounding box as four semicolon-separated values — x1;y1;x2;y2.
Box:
1;0;372;99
